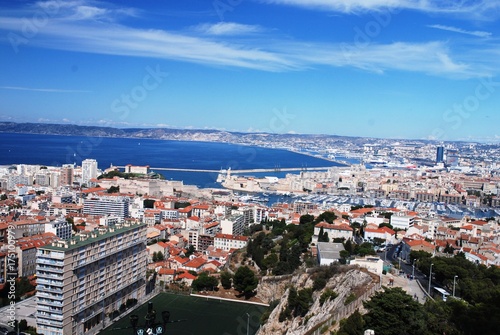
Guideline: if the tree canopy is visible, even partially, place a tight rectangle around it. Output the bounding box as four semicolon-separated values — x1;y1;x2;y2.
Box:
191;272;218;291
233;266;258;298
363;287;427;335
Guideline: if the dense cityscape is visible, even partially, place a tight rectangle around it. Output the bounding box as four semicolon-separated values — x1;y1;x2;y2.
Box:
2;0;500;334
0;130;499;335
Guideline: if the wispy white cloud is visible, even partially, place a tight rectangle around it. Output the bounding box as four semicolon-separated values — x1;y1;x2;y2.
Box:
194;22;264;36
0;0;496;78
427;24;492;37
287;40;483;78
34;0;138;21
263;0;500;19
0;86;91;93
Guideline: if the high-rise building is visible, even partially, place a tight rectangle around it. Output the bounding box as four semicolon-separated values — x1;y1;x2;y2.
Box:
436;146;444;163
81;159;98;186
36;222;147;335
60;164;74;186
83;196;130;222
220;215;245;236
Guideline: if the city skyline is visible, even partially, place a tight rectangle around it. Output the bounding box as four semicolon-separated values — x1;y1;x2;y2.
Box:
1;0;500;142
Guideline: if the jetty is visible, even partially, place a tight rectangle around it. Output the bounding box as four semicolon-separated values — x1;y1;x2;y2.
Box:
115;166;344;174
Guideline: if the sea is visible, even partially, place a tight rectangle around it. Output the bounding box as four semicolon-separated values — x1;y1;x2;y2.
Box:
0;132;346;189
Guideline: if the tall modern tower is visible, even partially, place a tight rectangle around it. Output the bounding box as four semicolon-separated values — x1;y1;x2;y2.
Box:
82;159;98;186
436;146;444;163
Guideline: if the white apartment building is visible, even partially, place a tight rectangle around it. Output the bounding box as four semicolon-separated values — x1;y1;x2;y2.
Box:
221;215;245;236
214;233;248;251
83;196;130;221
36;222;147;335
390;215;415;230
81;159;98;186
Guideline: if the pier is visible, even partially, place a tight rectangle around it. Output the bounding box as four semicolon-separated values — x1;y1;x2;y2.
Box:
115;166;342;174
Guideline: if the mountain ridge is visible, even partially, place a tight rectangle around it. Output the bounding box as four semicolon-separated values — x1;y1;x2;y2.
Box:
0;121;439;146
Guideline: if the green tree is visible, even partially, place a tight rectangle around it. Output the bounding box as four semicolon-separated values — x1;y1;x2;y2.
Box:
315;211;337;223
354;242;376;257
337;310;364;335
220;271;232;290
185;245;196;258
18;319;28;332
300;214;315;224
344;239;354;255
107;185;120;193
233;266;258;298
15;277;35;300
318;227;329;242
191;272;219;291
143;199;155;208
312;276;327;291
174;201;191;209
262;253;278;270
443;242;455;254
363;287;427;335
287;287;313;317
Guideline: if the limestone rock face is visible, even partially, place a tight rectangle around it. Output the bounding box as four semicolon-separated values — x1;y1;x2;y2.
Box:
258;268;377;335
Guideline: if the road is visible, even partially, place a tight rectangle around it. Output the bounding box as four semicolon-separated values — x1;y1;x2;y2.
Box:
379;243;429;303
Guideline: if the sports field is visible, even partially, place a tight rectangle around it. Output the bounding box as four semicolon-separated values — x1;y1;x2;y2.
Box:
100;293;266;335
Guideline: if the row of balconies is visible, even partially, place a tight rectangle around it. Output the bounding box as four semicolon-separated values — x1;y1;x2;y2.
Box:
71;241;145;270
36;271;61;279
36;265;64;274
37;291;63;300
37;278;64;287
37;285;63;294
37;258;64;266
37;297;64;306
37;314;64;326
37;250;66;259
37;304;63;313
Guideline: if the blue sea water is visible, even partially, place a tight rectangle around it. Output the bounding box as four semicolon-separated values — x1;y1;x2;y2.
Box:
0;133;342;188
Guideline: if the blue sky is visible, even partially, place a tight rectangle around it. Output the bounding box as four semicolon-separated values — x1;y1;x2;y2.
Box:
1;0;500;142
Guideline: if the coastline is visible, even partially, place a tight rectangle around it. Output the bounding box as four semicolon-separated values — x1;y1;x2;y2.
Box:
0;131;345;167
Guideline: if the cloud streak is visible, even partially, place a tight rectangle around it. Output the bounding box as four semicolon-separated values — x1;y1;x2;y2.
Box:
194;22;264;35
0;86;91;93
427;24;492;37
263;0;500;19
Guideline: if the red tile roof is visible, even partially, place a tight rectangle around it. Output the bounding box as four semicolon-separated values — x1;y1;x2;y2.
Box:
315;222;353;231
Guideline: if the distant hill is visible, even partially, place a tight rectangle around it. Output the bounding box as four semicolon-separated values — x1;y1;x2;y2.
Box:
0;121;370;144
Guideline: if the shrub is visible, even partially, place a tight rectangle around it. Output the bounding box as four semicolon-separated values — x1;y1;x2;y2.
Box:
344;293;356;305
320;289;338;306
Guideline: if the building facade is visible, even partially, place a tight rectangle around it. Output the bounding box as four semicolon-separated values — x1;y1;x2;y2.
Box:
83;196;130;222
220;215;245;236
81;159;98;186
36;222;147;335
214;233;248;251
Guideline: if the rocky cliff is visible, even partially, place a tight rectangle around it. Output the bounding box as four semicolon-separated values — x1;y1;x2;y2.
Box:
257;266;379;335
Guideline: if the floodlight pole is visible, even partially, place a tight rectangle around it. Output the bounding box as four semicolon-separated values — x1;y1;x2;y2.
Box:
246;313;250;335
453;275;458;297
428;263;434;295
412;259;415;278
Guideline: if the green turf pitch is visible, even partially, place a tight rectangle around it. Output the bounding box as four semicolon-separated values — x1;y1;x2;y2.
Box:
100;293;266;335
